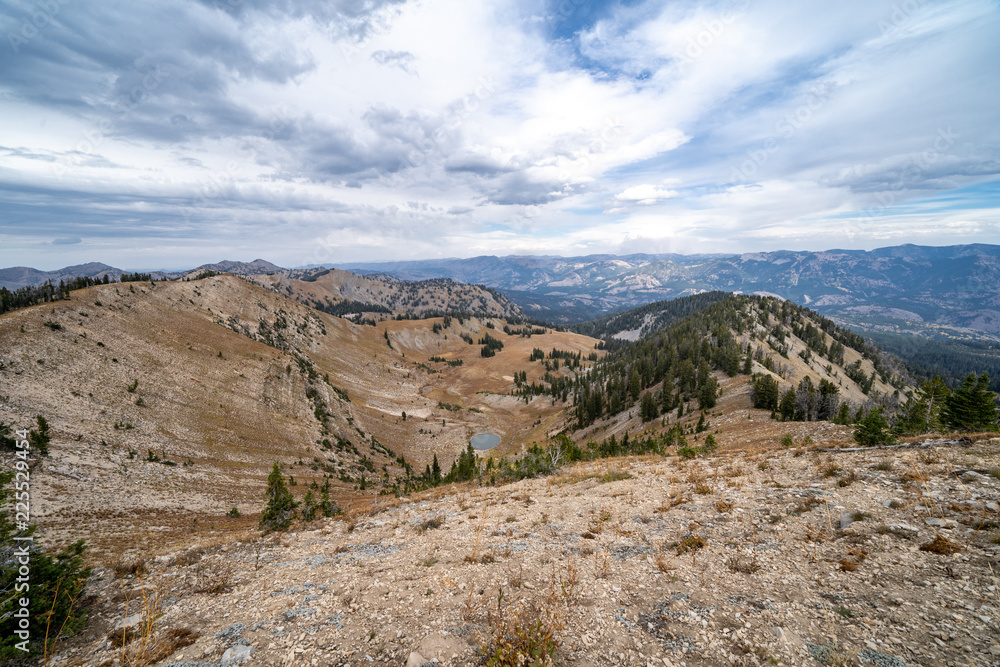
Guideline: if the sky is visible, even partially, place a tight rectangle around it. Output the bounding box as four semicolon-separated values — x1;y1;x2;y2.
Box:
0;0;998;270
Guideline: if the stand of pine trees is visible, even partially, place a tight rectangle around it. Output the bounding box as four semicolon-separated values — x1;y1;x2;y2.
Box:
0;274;157;316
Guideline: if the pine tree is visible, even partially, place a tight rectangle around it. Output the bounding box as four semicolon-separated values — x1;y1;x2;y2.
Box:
853;407;897;447
0;472;90;660
431;454;442;484
300;490;318;522
698;376;718;410
29;415;50;457
750;374;779;411
259;463;297;532
898;376;950;434
778;388;796;421
942;372;998;432
640;391;658;422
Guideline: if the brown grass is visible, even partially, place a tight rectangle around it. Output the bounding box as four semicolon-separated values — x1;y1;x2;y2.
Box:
418;515;446;533
726;555;761;574
920;535;963;555
110;557;148;579
675;534;707;555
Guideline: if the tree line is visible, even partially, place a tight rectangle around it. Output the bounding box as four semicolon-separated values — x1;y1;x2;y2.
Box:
0;273;155;315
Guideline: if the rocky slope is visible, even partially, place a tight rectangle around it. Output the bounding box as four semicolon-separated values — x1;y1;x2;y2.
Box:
250;268;525;321
57;433;1000;667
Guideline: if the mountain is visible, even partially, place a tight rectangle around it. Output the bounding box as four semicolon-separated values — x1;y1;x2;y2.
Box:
0;259;283;290
0;262;127;289
340;244;1000;339
180;258;286;278
566;292;910;439
4;274;997;667
250;267;526;321
0;272;591;555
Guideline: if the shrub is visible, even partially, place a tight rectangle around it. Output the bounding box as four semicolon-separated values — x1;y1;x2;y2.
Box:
0;472;91;661
480;594;562;667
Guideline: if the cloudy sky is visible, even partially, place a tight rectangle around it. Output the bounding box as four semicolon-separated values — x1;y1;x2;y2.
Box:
0;0;998;270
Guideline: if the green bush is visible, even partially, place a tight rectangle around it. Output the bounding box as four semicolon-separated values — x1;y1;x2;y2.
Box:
0;472;91;661
853;408;897;447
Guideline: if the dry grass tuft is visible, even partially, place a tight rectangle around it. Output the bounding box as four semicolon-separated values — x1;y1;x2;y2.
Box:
675;534;707;555
726;555;761;574
169;546;205;567
654;554;673;573
194;567;233;596
418;515;446;533
920;535;963;555
480;593;563;667
900;470;929;483
599;469;633;483
110;557;148;579
133;628;200;667
715;500;734;513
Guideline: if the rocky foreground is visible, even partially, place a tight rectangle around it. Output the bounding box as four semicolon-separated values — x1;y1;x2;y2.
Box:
59;439;1000;667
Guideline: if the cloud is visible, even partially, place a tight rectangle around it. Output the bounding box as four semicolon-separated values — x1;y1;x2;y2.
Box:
0;0;997;269
52;237;82;245
370;49;417;74
615;184;680;205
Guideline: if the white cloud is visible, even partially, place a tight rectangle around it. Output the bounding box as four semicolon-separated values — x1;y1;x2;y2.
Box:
0;0;997;268
615;184;680;205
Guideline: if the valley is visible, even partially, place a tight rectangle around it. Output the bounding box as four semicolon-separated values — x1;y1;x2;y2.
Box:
0;274;595;556
1;267;999;667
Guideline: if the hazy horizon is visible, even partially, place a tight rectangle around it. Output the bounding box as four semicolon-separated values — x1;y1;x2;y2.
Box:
5;240;1000;275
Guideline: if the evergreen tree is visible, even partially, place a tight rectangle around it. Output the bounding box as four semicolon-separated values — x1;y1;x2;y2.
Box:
698;376;718;410
640;391;658;422
319;479;340;517
0;422;16;451
0;472;90;661
29;415;50;457
750;375;779;411
259;463;297;532
833;402;852;425
431;454;442;483
300;489;318;522
897;376;950;434
942;372;998;431
853;407;897;447
778;388;796;421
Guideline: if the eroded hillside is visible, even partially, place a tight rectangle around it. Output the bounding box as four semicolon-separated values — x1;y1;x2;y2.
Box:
0;275;596;556
250;268;524;322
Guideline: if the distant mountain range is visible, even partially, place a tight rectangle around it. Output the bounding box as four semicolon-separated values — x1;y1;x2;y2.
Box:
341;244;1000;339
0;258;284;290
4;244;999;340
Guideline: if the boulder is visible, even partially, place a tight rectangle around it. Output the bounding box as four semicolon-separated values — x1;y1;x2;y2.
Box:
222;645;254;664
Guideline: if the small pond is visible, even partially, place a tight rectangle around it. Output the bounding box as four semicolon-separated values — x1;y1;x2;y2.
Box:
470;433;501;450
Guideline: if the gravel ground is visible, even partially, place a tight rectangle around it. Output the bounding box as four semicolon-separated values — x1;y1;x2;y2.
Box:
56;440;1000;667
